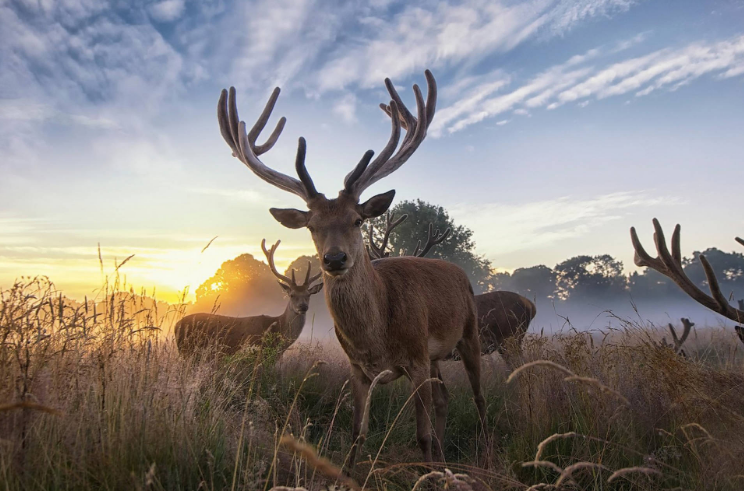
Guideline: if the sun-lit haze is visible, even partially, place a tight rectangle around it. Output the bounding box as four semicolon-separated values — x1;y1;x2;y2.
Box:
1;0;743;303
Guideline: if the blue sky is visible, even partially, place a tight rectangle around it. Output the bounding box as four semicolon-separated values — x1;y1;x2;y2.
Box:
1;0;743;301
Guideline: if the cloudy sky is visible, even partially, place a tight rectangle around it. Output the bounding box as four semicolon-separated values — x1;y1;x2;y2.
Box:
1;0;743;302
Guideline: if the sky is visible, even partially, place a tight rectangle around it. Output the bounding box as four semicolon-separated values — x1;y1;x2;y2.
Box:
1;0;743;303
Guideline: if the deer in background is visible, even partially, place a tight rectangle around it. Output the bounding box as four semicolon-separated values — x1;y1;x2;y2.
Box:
655;318;694;356
217;70;488;467
369;213;536;367
631;219;744;346
175;240;323;356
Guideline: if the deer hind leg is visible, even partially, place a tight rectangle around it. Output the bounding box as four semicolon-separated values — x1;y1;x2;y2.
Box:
456;324;489;443
346;364;371;472
430;361;449;462
409;363;434;463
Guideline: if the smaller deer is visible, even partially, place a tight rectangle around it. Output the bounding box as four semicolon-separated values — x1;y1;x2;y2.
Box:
368;213;536;366
175;240;323;355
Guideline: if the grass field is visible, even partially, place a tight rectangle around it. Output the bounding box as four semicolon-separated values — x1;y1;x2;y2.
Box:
2;276;744;490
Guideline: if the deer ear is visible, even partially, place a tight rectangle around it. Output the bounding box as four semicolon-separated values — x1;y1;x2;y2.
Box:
270;208;309;229
277;281;292;293
307;283;323;294
360;190;395;219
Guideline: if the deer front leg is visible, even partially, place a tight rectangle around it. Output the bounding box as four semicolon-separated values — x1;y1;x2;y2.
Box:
430;361;448;462
409;363;434;463
347;364;371;471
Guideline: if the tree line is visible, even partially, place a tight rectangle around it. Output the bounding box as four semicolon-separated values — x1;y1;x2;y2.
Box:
193;200;744;315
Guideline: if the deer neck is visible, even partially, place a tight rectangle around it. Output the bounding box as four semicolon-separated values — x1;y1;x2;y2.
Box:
323;253;385;348
275;303;306;344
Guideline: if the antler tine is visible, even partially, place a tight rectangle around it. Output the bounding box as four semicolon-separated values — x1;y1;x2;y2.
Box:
669;318;693;354
306;262;322;285
302;261;321;285
415;223;451;258
367;225;384;259
378;212;407;258
630;219;744;324
736;237;744;248
246;86;286;154
699;254;731;312
346;71;437;198
218;87;317;202
261;239;294;285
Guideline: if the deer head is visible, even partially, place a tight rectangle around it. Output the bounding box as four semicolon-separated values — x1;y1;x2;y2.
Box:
261;239;323;314
218;71;437;277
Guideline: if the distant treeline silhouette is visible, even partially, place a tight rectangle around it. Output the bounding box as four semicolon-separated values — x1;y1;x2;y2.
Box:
193;200;744;316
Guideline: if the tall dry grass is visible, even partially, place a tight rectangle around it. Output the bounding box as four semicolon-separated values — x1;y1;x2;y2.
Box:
2;275;744;490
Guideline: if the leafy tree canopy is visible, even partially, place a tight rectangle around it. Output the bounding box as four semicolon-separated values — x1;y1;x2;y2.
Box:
364;200;493;293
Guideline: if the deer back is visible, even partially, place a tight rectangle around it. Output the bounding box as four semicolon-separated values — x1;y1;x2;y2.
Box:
475;291;535;354
175;313;279;355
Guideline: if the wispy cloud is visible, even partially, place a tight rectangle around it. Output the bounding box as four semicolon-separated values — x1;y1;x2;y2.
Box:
332;93;358;123
435;34;744;135
314;0;635;92
450;191;680;255
148;0;186;23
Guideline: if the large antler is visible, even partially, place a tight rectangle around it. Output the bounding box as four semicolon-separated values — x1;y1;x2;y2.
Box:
368;212;408;259
344;70;437;199
218;87;319;202
413;223;451;258
630;219;744;324
261;239;295;286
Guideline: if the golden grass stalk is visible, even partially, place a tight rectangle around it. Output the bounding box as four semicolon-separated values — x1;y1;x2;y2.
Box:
555;462;609;486
563;376;631;406
411;471;445;491
280;436;360;491
361;376;442;490
607;466;662;482
534;432;581;461
361;369;392;440
506;360;576;383
521;460;563;474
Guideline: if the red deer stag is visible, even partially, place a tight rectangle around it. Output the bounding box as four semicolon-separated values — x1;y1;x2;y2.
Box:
175;240;323;355
217;70;487;466
369;214;536;366
630;219;744;345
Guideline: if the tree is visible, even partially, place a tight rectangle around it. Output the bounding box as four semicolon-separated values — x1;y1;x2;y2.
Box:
193;253;283;316
627;269;685;300
508;265;557;301
554;254;626;300
364;200;493;293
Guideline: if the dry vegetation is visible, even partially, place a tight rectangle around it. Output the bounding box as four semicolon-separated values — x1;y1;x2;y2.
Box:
2;276;744;490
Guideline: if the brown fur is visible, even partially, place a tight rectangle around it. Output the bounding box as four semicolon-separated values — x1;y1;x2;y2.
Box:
472;291;536;367
295;193;488;468
217;69;486;468
174;305;308;356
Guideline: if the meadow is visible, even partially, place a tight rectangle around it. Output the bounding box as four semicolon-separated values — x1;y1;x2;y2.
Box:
2;275;744;491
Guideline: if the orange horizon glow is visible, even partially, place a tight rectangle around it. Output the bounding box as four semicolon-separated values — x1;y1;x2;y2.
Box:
0;239;318;304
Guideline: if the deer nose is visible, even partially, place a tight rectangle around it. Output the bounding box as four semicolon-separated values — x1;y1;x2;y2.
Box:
323;251;347;270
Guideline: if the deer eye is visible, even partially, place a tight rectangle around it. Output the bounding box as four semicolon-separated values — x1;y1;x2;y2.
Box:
354;219;363;227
